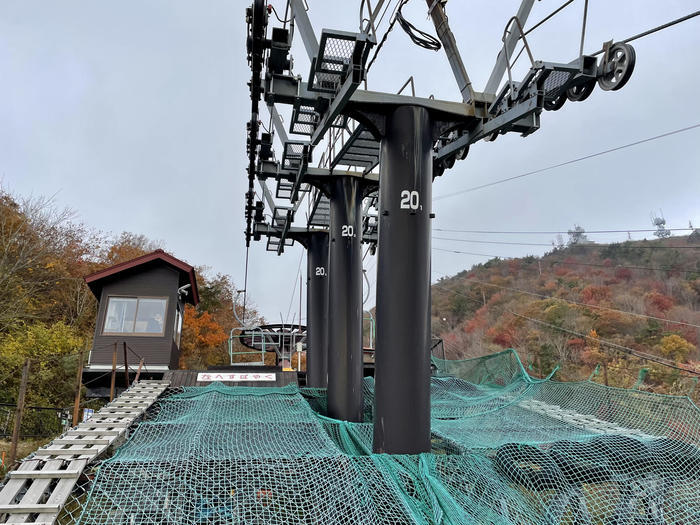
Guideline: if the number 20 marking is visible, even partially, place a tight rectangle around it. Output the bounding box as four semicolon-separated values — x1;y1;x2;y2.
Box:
341;225;355;237
315;267;326;276
400;190;420;210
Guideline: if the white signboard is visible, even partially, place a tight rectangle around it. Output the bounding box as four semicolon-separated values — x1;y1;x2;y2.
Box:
82;408;95;422
197;372;277;382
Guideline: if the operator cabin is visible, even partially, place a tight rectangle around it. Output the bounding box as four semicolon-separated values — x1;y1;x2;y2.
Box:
82;250;199;388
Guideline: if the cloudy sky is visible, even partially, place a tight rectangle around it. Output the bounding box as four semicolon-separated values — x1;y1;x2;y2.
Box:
1;0;699;322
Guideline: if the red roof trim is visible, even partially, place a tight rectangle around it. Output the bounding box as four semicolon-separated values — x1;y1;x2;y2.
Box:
84;249;199;305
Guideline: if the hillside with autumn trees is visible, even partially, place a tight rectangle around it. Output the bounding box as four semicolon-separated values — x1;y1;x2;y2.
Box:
432;234;700;399
0;188;258;449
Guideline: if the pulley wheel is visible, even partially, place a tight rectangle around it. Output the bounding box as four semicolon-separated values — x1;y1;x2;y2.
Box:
566;80;596;102
598;43;636;91
544;93;566;111
433;161;445;179
457;144;470;161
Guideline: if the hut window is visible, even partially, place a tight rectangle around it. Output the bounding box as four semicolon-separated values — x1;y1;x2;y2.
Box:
103;297;167;335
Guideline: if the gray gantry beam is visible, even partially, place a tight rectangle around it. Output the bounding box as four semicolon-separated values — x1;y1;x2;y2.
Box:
289;0;319;61
484;0;536;95
425;0;475;103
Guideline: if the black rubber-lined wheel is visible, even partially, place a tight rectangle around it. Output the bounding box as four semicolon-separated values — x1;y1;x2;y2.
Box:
598;43;636;91
549;440;612;485
590;435;649;475
457;144;469;161
544;93;567;111
566;80;596;102
648;438;700;479
494;443;566;491
433;161;445;179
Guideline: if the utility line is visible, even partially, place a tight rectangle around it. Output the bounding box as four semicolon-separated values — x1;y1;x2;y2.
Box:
434;227;694;235
590;10;700;55
435;236;551;247
433;123;700;199
285;249;305;323
432;247;698;273
433;236;700;249
510;312;700;377
432;282;700;377
435;272;700;329
365;0;403;74
432;247;505;259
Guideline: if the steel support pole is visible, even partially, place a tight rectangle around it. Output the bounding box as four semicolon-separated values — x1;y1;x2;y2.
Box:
306;231;329;388
374;105;432;454
327;177;364;421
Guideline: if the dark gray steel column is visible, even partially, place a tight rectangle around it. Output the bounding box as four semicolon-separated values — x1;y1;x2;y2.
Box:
327;177;364;422
306;231;329;388
374;105;433;454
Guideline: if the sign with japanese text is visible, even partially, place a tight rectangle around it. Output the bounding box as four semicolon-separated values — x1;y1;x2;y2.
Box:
196;372;276;382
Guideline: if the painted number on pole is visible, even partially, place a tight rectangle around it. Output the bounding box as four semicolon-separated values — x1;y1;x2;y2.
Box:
400;190;421;210
315;266;326;276
341;225;355;237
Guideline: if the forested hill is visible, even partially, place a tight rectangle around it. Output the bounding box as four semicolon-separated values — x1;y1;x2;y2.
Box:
431;235;700;396
0;189;257;424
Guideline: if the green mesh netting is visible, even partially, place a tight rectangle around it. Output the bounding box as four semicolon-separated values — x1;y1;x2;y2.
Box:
54;349;700;524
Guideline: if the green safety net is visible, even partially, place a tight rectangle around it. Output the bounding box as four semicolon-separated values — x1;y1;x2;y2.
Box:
55;349;700;524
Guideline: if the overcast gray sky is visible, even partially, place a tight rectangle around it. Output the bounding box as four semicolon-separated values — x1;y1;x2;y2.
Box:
1;1;699;322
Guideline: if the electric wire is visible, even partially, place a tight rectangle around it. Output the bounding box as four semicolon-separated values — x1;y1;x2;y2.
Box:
433;247;698;273
242;244;250;320
268;3;292;24
365;0;403;74
434;227;694;235
285;249;305;323
434;271;700;329
510;311;700;376
432;282;700;377
434;235;700;249
395;0;441;51
590;10;700;56
434;123;700;199
436;264;700;328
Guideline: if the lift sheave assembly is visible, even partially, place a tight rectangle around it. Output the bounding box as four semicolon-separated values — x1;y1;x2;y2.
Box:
243;0;638;455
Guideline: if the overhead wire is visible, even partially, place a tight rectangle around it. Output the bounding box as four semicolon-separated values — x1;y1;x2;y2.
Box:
434;123;700;199
365;0;403;74
268;3;292;24
432;271;700;328
432;281;700;378
510;312;700;377
434;227;694;235
433;236;700;249
285;248;305;323
433;247;698;274
590;10;700;56
395;0;441;51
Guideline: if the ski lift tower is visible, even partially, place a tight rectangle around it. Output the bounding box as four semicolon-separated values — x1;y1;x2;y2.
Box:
245;0;637;453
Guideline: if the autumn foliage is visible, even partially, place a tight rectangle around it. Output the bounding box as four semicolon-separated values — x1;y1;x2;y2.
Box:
432;236;700;397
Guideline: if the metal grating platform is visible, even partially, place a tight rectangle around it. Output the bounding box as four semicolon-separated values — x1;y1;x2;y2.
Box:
281;141;307;170
308;30;359;94
290;102;319;136
0;380;169;524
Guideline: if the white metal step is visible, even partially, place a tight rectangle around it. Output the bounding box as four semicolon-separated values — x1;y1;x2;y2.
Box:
9;469;82;479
